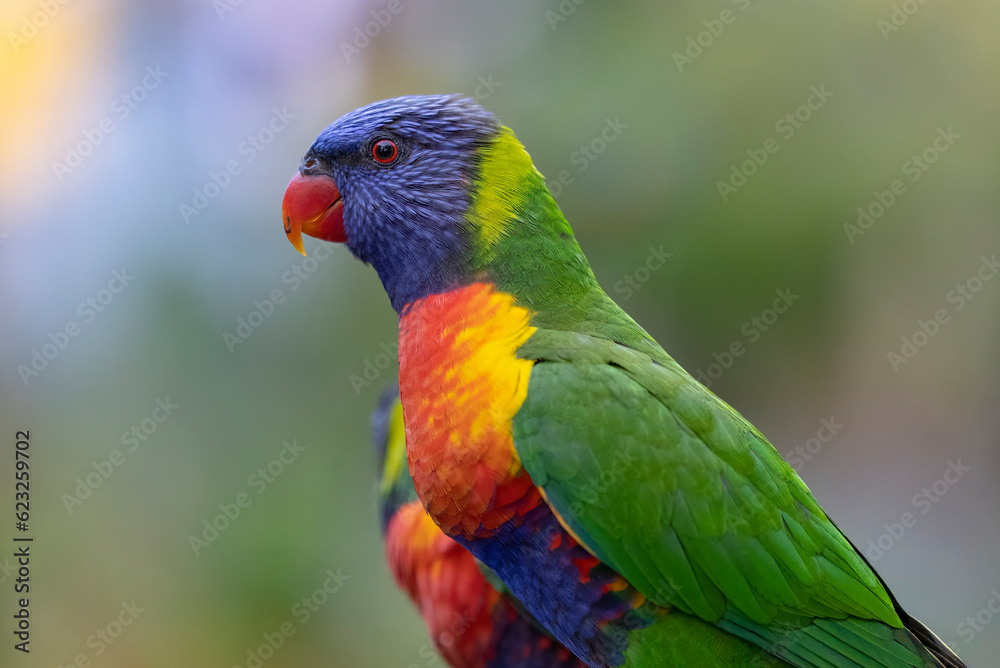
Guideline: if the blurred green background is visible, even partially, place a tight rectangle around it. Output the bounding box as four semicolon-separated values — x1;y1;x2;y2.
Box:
1;1;998;666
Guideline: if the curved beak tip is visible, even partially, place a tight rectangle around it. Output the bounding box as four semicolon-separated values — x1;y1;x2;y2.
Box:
282;212;306;256
284;214;307;256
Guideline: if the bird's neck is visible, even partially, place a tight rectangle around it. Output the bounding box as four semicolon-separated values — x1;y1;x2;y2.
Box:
460;130;602;317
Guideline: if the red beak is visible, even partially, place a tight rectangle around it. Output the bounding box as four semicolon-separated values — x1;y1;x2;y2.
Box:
281;172;346;256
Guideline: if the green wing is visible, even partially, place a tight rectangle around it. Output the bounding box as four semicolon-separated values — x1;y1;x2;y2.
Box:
512;305;943;668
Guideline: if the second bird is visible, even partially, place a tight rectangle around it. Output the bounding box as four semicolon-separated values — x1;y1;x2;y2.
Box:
373;385;588;668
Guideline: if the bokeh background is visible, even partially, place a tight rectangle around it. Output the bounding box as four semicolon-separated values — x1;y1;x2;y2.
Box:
1;1;998;666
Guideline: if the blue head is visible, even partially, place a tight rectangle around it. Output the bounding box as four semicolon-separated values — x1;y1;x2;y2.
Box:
282;95;501;311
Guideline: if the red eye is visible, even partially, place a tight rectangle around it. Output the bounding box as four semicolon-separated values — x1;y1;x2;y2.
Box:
372;139;398;164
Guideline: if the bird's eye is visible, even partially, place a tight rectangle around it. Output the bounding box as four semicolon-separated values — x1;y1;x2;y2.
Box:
303;157;318;170
372;139;398;165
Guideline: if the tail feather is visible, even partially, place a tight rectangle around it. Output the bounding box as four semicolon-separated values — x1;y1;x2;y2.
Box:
828;516;968;668
901;615;967;668
721;611;933;668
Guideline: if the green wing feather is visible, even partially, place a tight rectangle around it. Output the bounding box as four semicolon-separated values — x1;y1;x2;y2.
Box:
512;296;942;668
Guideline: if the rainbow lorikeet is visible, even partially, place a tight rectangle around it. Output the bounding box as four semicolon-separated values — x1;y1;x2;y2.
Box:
283;95;966;668
373;385;588;668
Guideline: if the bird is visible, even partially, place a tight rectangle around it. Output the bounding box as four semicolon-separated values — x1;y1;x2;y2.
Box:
282;94;967;668
372;384;589;668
